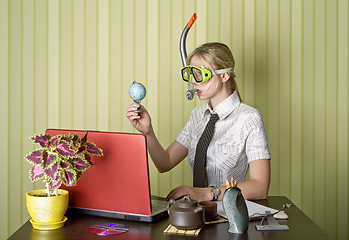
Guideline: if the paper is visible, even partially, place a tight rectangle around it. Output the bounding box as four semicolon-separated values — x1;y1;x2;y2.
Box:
217;200;278;219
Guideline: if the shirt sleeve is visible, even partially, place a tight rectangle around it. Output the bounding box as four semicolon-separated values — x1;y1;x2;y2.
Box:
175;119;191;149
245;112;271;163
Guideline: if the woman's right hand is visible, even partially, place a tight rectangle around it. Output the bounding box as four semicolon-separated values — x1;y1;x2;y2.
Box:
125;104;153;135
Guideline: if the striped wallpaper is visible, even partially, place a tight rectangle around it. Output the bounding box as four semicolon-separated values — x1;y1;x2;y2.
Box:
0;0;348;239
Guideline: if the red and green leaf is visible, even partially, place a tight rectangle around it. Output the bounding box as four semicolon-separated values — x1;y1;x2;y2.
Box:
42;151;57;169
56;141;75;157
60;135;73;142
84;154;94;166
62;169;77;186
51;135;60;145
31;134;51;147
44;163;58;180
77;146;86;153
71;134;80;144
59;161;69;169
30;165;44;181
85;142;103;155
81;132;88;143
75;171;84;182
49;179;62;190
26;150;43;165
72;158;90;171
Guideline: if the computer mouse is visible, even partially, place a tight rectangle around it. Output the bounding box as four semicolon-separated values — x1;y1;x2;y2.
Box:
273;211;288;220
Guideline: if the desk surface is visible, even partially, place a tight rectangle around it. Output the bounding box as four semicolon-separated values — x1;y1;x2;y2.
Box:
8;196;330;240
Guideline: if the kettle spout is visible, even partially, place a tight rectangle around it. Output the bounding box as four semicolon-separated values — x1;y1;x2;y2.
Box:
194;206;204;213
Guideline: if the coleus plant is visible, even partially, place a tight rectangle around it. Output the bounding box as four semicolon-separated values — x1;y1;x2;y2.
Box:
25;131;103;197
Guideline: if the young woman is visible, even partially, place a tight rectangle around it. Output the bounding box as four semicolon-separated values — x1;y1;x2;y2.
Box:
126;42;270;202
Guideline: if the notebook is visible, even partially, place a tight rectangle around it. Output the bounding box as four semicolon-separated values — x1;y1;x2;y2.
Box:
45;129;168;222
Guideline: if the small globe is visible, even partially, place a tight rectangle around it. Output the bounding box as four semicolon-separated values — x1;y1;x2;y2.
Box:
129;81;146;103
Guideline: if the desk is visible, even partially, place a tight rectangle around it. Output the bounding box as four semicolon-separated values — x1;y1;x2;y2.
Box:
8;196;330;240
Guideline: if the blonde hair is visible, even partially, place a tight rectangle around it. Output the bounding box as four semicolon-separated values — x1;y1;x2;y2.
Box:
187;42;241;100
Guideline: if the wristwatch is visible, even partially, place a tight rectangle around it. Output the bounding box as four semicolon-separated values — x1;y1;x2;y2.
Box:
210;186;221;201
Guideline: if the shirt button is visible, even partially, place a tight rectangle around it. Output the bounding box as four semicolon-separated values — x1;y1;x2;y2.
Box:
223;145;227;154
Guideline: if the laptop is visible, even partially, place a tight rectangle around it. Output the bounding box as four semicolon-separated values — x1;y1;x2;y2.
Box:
45;129;168;222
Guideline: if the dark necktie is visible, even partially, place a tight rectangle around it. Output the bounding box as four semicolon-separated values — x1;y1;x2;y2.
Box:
193;113;219;188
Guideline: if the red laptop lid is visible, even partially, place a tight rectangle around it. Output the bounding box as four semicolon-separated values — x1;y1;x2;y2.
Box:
45;129;152;215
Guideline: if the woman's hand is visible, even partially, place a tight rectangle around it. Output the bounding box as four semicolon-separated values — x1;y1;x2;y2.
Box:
166;185;210;202
125;104;153;135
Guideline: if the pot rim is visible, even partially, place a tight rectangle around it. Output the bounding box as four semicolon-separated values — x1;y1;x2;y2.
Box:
26;189;69;197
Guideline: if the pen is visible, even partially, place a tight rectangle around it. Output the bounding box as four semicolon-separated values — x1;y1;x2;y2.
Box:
226;179;231;188
228;177;237;188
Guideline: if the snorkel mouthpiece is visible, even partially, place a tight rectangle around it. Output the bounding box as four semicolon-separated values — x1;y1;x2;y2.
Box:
186;83;196;100
186;90;194;100
180;13;197;100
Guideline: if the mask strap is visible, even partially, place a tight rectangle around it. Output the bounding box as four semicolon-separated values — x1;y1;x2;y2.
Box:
212;67;234;75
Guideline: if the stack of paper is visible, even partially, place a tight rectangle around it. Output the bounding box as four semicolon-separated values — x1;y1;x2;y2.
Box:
217;200;278;219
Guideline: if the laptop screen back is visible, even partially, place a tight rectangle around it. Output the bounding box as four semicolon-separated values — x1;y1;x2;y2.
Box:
45;129;152;215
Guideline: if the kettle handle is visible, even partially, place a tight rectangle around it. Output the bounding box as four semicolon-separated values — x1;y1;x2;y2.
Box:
167;199;175;214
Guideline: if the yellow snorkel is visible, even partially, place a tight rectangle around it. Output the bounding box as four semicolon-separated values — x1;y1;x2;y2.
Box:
180;13;197;100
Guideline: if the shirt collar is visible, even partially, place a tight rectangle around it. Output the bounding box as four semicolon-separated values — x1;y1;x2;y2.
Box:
203;91;241;120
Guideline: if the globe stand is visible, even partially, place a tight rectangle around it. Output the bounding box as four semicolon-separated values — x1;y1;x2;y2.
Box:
133;101;144;113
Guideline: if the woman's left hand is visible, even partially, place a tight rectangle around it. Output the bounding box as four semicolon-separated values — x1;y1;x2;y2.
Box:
166;185;209;202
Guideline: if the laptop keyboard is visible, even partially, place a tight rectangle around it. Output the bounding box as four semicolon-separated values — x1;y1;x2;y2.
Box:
152;199;168;212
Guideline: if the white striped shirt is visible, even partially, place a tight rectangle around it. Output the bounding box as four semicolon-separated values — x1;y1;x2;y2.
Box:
175;91;270;187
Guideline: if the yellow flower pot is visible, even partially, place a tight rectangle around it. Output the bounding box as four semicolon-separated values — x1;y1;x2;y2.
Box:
26;189;69;230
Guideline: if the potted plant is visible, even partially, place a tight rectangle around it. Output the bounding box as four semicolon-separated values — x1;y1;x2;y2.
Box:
25;131;103;230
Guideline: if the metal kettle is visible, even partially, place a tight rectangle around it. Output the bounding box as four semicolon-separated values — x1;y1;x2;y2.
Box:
167;196;205;230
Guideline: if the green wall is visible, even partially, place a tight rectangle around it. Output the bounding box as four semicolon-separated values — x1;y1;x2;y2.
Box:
1;0;348;239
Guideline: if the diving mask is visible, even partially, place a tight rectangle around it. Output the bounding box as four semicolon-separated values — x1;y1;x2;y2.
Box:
181;65;234;84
